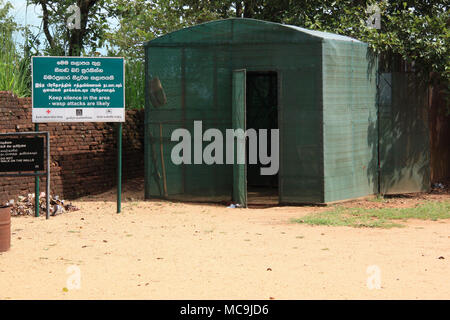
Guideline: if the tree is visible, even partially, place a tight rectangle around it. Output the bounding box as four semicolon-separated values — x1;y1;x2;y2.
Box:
30;0;110;56
105;0;226;60
281;1;449;85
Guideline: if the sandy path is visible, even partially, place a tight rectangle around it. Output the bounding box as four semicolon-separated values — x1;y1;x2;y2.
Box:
0;188;449;300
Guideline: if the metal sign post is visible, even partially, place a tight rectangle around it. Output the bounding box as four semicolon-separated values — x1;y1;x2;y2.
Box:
117;123;122;213
35;123;40;217
0;131;51;219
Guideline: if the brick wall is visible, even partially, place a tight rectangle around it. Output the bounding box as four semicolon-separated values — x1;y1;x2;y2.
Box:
0;91;144;203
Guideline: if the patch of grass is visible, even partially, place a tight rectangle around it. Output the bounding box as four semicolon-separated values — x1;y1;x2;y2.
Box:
292;201;450;228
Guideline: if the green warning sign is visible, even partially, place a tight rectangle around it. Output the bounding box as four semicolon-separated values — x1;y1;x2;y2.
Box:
32;56;125;123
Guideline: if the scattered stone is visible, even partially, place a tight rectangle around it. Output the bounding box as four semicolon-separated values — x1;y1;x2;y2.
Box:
5;193;79;216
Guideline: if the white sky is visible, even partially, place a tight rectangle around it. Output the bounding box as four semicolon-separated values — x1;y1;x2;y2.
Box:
9;0;42;28
9;0;43;47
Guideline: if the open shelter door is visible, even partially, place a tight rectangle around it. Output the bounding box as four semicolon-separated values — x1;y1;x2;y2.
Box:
232;69;247;207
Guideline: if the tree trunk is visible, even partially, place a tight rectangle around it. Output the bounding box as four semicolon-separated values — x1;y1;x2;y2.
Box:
236;1;242;17
243;0;255;18
38;0;55;51
68;0;98;56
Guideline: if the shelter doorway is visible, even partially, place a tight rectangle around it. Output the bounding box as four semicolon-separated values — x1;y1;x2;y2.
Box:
232;70;279;207
246;71;279;206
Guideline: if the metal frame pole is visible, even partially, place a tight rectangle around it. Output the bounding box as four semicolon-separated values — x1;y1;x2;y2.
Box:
117;123;122;213
34;124;40;217
46;132;50;219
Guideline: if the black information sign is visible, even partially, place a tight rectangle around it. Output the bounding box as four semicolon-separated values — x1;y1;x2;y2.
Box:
0;137;44;172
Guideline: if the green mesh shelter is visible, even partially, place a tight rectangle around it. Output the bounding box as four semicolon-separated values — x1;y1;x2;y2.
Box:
144;18;378;205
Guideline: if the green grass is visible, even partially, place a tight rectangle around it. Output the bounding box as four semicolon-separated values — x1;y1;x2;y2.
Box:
292;201;450;229
0;30;30;97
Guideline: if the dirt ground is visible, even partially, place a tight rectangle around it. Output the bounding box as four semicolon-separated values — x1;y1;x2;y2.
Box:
1;179;449;300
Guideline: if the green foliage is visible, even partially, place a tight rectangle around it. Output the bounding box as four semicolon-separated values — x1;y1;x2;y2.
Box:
125;59;145;109
364;2;448;84
292;200;450;228
283;1;449;107
0;0;31;97
244;0;449;86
